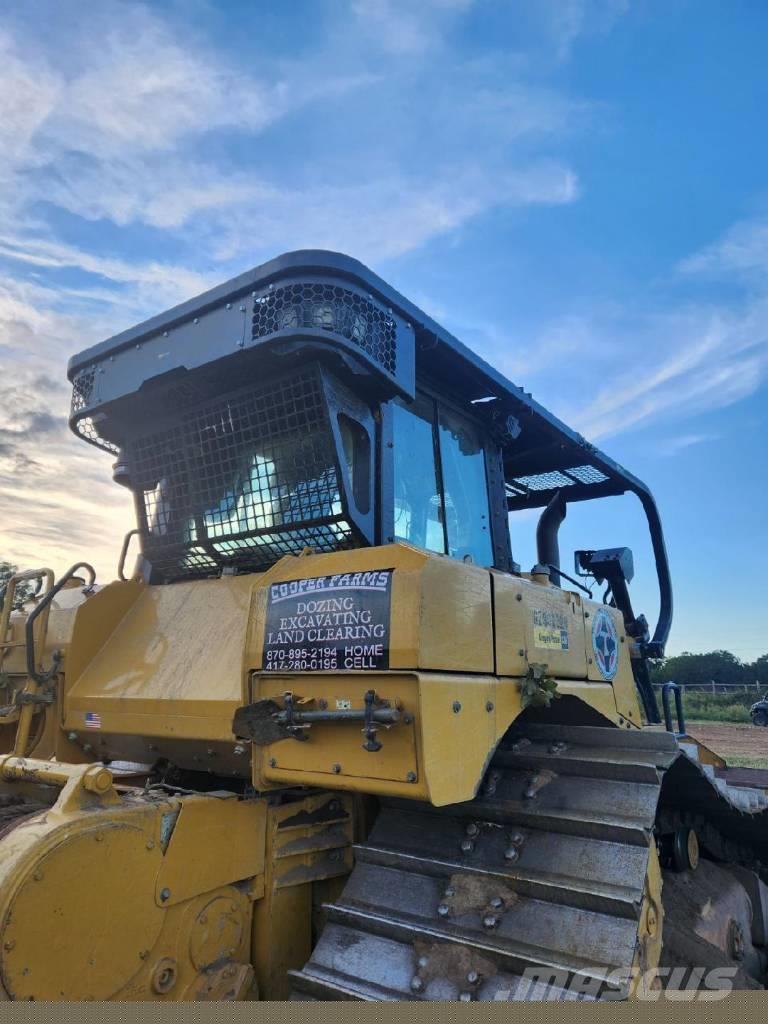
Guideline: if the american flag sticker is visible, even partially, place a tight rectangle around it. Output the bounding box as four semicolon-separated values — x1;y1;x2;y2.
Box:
84;711;102;730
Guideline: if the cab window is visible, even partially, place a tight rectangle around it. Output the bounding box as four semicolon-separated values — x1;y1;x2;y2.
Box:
392;395;493;565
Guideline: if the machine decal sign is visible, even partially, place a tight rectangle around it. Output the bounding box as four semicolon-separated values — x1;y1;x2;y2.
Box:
262;570;393;672
84;711;102;729
592;607;619;680
532;608;569;651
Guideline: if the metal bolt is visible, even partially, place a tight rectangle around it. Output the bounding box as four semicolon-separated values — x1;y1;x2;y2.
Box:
4;940;15;951
503;847;519;862
452;701;461;713
268;758;277;768
236;339;244;348
411;975;424;992
459;991;474;1002
467;970;479;985
239;305;246;312
406;771;417;783
83;743;92;753
160;887;171;902
509;831;525;846
234;744;245;756
482;914;498;930
95;833;104;843
443;887;455;898
490;896;504;909
518;648;526;657
332;763;342;774
437;903;450;917
163;331;169;337
460;838;475;854
515;593;522;601
193;317;199;324
404;713;413;724
417;955;429;969
226;302;232;310
465;822;480;837
67;731;78;742
146;839;155;850
485;701;494;712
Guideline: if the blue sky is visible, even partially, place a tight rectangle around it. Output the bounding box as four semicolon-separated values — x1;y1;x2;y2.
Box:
0;0;766;661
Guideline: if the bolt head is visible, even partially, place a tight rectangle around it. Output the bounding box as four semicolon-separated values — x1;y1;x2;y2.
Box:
504;847;519;862
443;887;455;898
486;701;494;712
460;838;475;854
465;822;480;837
268;757;277;768
459;991;474;1002
406;770;417;783
482;914;498;930
332;763;342;774
160;887;171;902
417;955;429;969
411;976;424;992
437;903;450;917
466;970;479;984
452;701;462;713
67;732;78;742
490;896;504;909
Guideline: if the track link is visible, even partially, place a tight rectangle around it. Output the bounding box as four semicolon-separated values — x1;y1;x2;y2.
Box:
291;724;768;1001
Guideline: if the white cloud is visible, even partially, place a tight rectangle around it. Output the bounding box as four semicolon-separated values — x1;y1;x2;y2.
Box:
679;217;768;280
350;0;474;55
0;283;133;577
535;0;630;60
657;433;716;457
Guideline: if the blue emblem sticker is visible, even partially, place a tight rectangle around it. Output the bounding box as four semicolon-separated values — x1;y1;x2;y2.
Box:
592;607;619;680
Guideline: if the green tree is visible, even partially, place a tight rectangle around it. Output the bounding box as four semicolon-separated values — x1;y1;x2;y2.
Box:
0;562;33;611
650;649;750;688
753;654;768;687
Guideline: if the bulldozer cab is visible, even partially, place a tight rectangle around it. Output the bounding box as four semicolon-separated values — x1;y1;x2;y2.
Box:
68;250;671;702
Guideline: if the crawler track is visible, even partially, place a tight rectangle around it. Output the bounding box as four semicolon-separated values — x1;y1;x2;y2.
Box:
291;724;768;1000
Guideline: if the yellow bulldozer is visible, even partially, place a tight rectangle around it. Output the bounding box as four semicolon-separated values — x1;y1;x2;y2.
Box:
0;250;766;1001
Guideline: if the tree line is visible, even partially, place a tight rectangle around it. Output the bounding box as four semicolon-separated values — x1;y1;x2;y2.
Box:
650;649;768;688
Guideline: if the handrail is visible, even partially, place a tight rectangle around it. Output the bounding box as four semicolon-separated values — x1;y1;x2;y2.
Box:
661;681;686;737
117;529;141;581
25;563;96;685
0;569;55;674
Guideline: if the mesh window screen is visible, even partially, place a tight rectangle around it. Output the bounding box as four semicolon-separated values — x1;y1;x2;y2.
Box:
129;370;354;580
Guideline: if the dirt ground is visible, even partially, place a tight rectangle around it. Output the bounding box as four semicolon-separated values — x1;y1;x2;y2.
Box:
685;721;768;769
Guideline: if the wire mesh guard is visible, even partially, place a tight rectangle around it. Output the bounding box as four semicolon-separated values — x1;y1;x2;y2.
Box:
506;464;609;501
252;282;397;376
129;371;354;580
